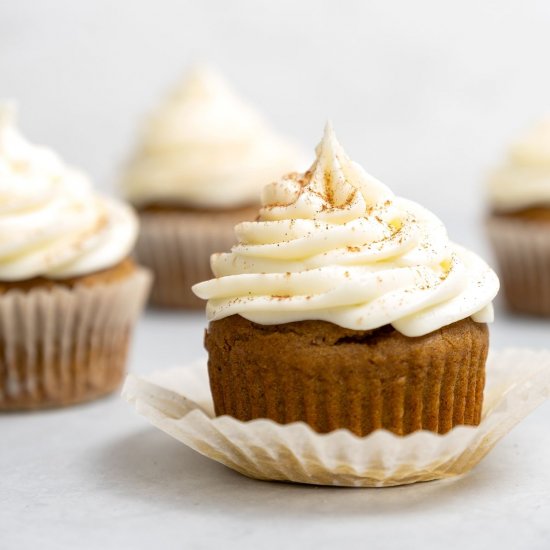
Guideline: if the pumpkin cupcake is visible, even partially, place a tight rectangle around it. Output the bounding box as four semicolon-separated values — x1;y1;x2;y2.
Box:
487;118;550;315
0;104;150;410
120;66;305;308
193;125;499;436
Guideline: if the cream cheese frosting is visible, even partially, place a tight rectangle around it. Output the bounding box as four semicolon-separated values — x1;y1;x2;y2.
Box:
0;103;138;281
193;124;499;337
488;117;550;211
120;66;306;209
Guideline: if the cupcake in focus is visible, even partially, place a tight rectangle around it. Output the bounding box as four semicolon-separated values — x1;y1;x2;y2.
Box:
487;118;550;315
0;104;151;410
193;125;499;437
121;66;305;308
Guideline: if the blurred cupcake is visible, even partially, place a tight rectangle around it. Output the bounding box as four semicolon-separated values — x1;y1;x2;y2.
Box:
121;66;305;308
0;104;151;410
193;125;499;437
487;118;550;315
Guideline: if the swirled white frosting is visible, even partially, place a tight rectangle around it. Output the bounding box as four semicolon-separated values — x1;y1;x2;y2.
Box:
0;103;138;281
121;68;304;209
120;66;306;208
193;125;499;337
488;117;550;211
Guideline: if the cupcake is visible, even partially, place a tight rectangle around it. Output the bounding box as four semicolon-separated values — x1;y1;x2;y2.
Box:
121;66;305;308
193;125;499;436
0;104;151;410
487;118;550;315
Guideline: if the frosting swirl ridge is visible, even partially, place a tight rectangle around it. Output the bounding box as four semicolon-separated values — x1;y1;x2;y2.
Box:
193;125;499;337
0;104;138;281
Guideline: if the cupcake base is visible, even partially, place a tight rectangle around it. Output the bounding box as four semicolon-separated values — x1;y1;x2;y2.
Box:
0;259;151;411
135;204;258;309
205;315;489;436
487;212;550;315
123;349;550;487
1;338;130;410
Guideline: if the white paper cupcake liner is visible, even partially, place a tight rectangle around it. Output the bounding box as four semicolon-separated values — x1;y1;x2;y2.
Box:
135;211;253;309
123;349;550;487
0;267;152;410
487;216;550;315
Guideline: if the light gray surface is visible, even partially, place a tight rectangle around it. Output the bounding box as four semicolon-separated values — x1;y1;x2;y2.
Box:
1;307;550;550
2;1;550;548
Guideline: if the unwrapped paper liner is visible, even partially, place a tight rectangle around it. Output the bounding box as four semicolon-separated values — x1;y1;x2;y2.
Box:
0;267;151;410
123;350;550;487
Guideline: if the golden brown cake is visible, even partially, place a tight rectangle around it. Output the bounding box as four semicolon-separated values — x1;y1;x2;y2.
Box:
0;257;136;293
0;105;150;411
205;315;488;436
193;125;499;436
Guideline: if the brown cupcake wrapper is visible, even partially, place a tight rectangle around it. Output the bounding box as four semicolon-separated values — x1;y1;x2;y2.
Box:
0;267;151;410
487;215;550;315
206;318;488;437
135;211;247;309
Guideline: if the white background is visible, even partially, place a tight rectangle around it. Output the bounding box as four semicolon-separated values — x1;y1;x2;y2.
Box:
5;0;550;247
2;2;550;549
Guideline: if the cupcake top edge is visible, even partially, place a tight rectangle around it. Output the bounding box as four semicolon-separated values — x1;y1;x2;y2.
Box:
488;117;550;212
193;124;499;337
120;65;307;210
0;103;138;281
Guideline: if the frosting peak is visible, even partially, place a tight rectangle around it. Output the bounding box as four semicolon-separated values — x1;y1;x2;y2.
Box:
0;103;138;281
261;125;392;224
193;125;499;337
121;66;306;209
488;117;550;211
174;65;228;99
